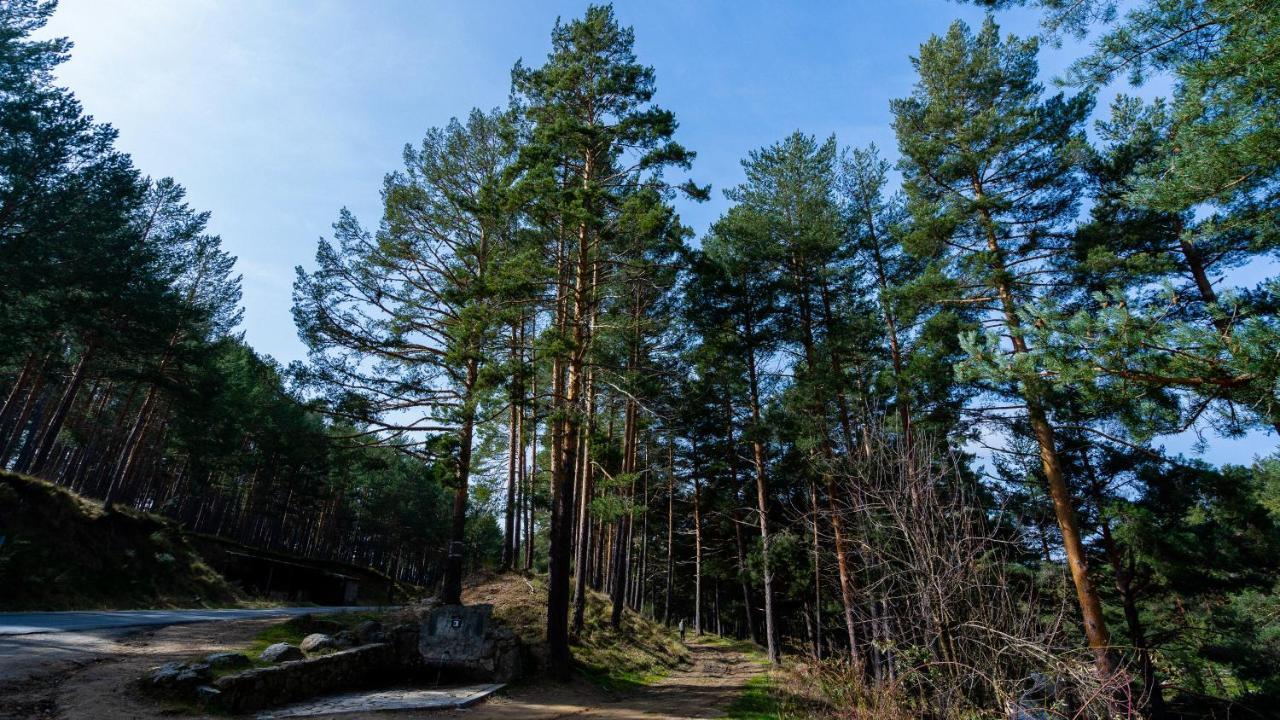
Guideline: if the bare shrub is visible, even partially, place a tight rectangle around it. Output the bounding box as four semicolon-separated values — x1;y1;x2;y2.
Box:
793;424;1139;719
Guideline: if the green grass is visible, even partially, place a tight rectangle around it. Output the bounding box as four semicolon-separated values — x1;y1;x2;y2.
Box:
697;634;770;662
571;599;687;692
576;662;671;693
205;611;387;677
463;573;689;693
724;673;781;720
242;621;309;659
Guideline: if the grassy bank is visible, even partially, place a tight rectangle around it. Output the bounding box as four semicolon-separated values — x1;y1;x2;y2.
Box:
0;470;239;611
461;572;690;691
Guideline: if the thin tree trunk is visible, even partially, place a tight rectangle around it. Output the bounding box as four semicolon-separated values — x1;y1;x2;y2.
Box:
809;480;823;660
637;444;649;616
611;391;637;629
1083;452;1165;717
1;366;46;466
30;342;95;476
0;353;38;436
573;366;597;633
724;397;759;644
503;323;521;570
733;504;758;643
526;325;539;572
744;317;779;663
692;441;703;637
104;383;159;509
663;435;675;625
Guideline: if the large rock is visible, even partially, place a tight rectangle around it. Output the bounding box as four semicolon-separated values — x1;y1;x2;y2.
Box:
259;642;304;663
144;661;212;692
203;652;251;670
355;619;384;643
300;632;336;654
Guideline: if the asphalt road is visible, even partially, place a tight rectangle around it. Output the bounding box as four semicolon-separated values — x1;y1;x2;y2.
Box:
0;605;380;636
0;606;382;686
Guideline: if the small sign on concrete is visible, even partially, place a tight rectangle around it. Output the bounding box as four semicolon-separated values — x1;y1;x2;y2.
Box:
417;604;520;682
419;604;491;665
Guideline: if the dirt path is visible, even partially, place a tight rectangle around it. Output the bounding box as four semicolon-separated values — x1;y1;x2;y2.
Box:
426;640;762;720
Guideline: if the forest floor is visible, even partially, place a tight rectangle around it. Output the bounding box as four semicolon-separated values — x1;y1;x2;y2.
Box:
422;638;763;720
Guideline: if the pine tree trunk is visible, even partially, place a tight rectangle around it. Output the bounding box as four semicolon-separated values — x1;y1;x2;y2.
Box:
513;336;526;566
977;199;1115;676
0;353;38;438
809;480;823;660
31;342;95;476
503;324;521;570
611;392;637;629
733;504;758;643
548;168;596;674
637;448;649;616
441;357;480;605
693;443;703;636
664;436;675;625
526;331;539;572
1;365;46;466
744;319;779;663
104;383;159;510
573;366;597;633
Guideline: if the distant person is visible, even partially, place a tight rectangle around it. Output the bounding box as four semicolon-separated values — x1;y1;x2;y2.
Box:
678;618;686;643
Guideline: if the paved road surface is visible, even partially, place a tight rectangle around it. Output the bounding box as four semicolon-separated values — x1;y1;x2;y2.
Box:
0;606;381;686
0;606;380;636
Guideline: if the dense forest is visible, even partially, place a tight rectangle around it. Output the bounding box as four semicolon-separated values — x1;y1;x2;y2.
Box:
3;0;1279;717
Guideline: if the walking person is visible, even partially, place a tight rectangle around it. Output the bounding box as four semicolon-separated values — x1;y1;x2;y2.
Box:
678;618;686;643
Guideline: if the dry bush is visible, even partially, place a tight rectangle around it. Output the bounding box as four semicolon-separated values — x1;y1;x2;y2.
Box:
797;425;1139;719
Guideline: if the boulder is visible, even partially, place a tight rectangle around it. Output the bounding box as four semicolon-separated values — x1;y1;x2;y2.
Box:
355;619;384;643
202;652;251;670
300;633;337;654
145;661;212;692
259;642;304;663
333;630;358;648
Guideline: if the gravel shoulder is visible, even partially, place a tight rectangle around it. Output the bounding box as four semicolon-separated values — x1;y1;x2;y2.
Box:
0;618;279;720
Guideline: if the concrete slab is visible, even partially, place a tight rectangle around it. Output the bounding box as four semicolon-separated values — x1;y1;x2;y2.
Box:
256;684;506;718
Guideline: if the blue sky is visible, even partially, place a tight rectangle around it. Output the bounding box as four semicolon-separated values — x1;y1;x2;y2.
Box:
39;0;1267;465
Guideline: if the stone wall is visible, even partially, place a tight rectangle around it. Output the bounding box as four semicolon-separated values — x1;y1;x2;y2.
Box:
191;614;521;714
209;643;397;713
